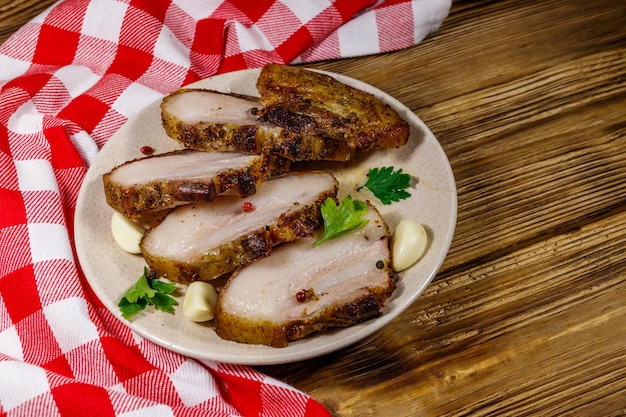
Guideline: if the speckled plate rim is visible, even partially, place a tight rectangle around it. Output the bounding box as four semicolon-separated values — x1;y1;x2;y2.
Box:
74;68;457;365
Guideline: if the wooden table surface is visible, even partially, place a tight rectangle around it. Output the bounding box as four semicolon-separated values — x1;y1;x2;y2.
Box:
2;0;625;416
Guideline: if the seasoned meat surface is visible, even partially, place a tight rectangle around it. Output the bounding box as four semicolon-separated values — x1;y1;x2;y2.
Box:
161;65;410;162
214;202;397;347
103;150;290;218
140;172;338;283
256;63;410;151
161;89;354;161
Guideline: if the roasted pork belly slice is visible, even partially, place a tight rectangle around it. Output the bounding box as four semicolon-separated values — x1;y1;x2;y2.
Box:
214;203;397;347
161;88;354;161
103;150;290;218
140;172;338;283
256;64;410;151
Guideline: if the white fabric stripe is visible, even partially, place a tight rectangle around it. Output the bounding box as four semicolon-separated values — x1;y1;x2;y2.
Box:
337;10;380;57
0;361;50;410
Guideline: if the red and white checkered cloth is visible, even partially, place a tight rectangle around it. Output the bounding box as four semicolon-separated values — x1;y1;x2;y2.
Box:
0;0;450;415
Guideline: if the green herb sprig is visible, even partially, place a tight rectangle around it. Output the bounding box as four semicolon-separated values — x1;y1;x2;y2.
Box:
357;167;412;205
313;196;369;247
118;267;178;319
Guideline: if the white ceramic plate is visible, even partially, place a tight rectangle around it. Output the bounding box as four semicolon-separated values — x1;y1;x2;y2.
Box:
75;68;457;365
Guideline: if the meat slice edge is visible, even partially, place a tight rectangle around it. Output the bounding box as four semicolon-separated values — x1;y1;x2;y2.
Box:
161;89;355;162
103;149;290;218
214;202;397;347
256;63;410;151
140;171;338;283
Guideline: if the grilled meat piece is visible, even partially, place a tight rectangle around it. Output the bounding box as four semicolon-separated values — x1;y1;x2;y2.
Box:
161;89;354;161
214;202;397;347
103;150;290;218
256;63;410;151
140;172;338;283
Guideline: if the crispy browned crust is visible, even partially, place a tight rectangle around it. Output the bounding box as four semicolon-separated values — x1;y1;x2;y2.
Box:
103;150;291;219
140;174;338;283
161;89;355;162
214;273;397;348
256;63;410;151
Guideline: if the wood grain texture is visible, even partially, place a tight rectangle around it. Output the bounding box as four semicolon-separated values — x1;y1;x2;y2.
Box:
2;0;625;416
307;0;626;272
0;0;57;44
262;210;625;416
264;0;626;415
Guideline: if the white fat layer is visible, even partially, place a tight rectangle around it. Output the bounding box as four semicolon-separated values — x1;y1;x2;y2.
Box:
165;90;262;125
220;209;391;322
142;172;336;261
110;151;258;187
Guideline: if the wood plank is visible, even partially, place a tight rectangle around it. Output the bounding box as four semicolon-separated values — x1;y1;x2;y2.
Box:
261;208;626;416
308;0;626;272
307;0;626;110
436;58;626;269
264;4;626;415
0;0;57;44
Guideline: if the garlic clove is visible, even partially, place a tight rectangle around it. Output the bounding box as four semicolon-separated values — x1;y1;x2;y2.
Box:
391;219;428;272
183;281;219;322
111;211;144;254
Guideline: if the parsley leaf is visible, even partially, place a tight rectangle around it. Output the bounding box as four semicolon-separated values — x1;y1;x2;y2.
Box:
118;297;147;319
118;268;178;319
149;292;178;315
357;166;412;205
313;196;369;247
122;272;156;303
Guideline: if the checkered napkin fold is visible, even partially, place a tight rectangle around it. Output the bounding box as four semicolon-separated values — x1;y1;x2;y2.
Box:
0;0;450;415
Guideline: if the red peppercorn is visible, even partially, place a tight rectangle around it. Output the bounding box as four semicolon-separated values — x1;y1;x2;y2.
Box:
295;290;307;303
140;145;154;155
241;201;254;212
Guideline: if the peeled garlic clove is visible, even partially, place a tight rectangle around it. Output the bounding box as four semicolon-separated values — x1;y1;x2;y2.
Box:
183;281;219;322
391;219;427;272
111;211;144;254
